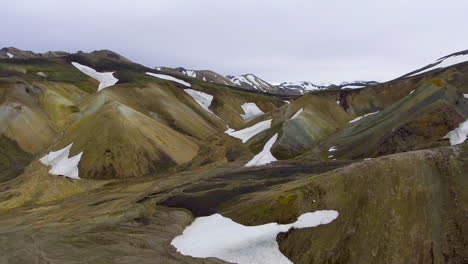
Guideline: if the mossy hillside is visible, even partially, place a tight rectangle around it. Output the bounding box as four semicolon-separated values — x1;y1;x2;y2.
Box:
375;101;466;156
0;161;109;210
0;136;32;183
0;176;199;263
57;101;199;179
0;58;97;93
119;69;283;130
223;146;467;264
145;70;284;129
34;81;89;130
319;82;467;160
0;83;58;153
78;82;225;141
345;63;468;116
271;94;351;159
0;63;27;77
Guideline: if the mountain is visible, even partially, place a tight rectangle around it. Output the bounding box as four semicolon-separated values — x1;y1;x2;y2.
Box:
227;73;276;92
173;67;237;86
157;66;380;95
398;49;468;79
0;47;467;264
278;81;329;91
0;47;69;59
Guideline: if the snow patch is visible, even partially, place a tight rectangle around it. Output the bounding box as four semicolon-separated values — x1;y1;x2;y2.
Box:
185;70;197;78
329;146;337;152
444;119;468;145
6;52;14;58
226;119;272;143
171;210;339;264
241;102;264;121
349;111;380;123
283;100;290;104
40;144;83;179
36;72;47;78
71;62;118;91
410;90;415;94
291;108;303;119
464;94;468;99
184;89;214;114
245;133;278;167
146;72;191;87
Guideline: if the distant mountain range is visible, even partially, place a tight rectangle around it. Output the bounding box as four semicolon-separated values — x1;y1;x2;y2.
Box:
3;46;466;96
158;66;381;95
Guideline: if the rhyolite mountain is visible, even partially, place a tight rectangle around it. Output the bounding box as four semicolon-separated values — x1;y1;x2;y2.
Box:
159;65;381;95
0;47;467;264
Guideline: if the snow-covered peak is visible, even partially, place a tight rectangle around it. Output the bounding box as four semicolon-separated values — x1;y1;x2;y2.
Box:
278;81;328;93
175;67;197;78
227;74;274;92
71;62;118;91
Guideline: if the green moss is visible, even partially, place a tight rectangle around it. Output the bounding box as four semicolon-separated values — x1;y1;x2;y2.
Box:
0;136;32;183
277;194;296;205
431;78;445;87
68;105;80;113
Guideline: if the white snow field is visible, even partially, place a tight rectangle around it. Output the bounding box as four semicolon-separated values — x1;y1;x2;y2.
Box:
226;119;272;143
291;108;303;119
349;111;379;123
6;52;14;58
245;133;278;167
464;94;468;99
71;62;118;91
146;72;191;87
329;146;337;152
184;89;214;114
171;210;339;264
444;119;468;145
241;102;264;121
40;144;83;179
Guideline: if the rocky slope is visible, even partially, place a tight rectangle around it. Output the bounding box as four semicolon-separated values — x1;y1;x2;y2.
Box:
0;47;466;264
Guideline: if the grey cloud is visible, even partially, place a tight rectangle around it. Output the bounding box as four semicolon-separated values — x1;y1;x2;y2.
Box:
3;0;468;83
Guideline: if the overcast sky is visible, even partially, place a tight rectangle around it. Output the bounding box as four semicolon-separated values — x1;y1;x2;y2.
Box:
3;0;468;84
